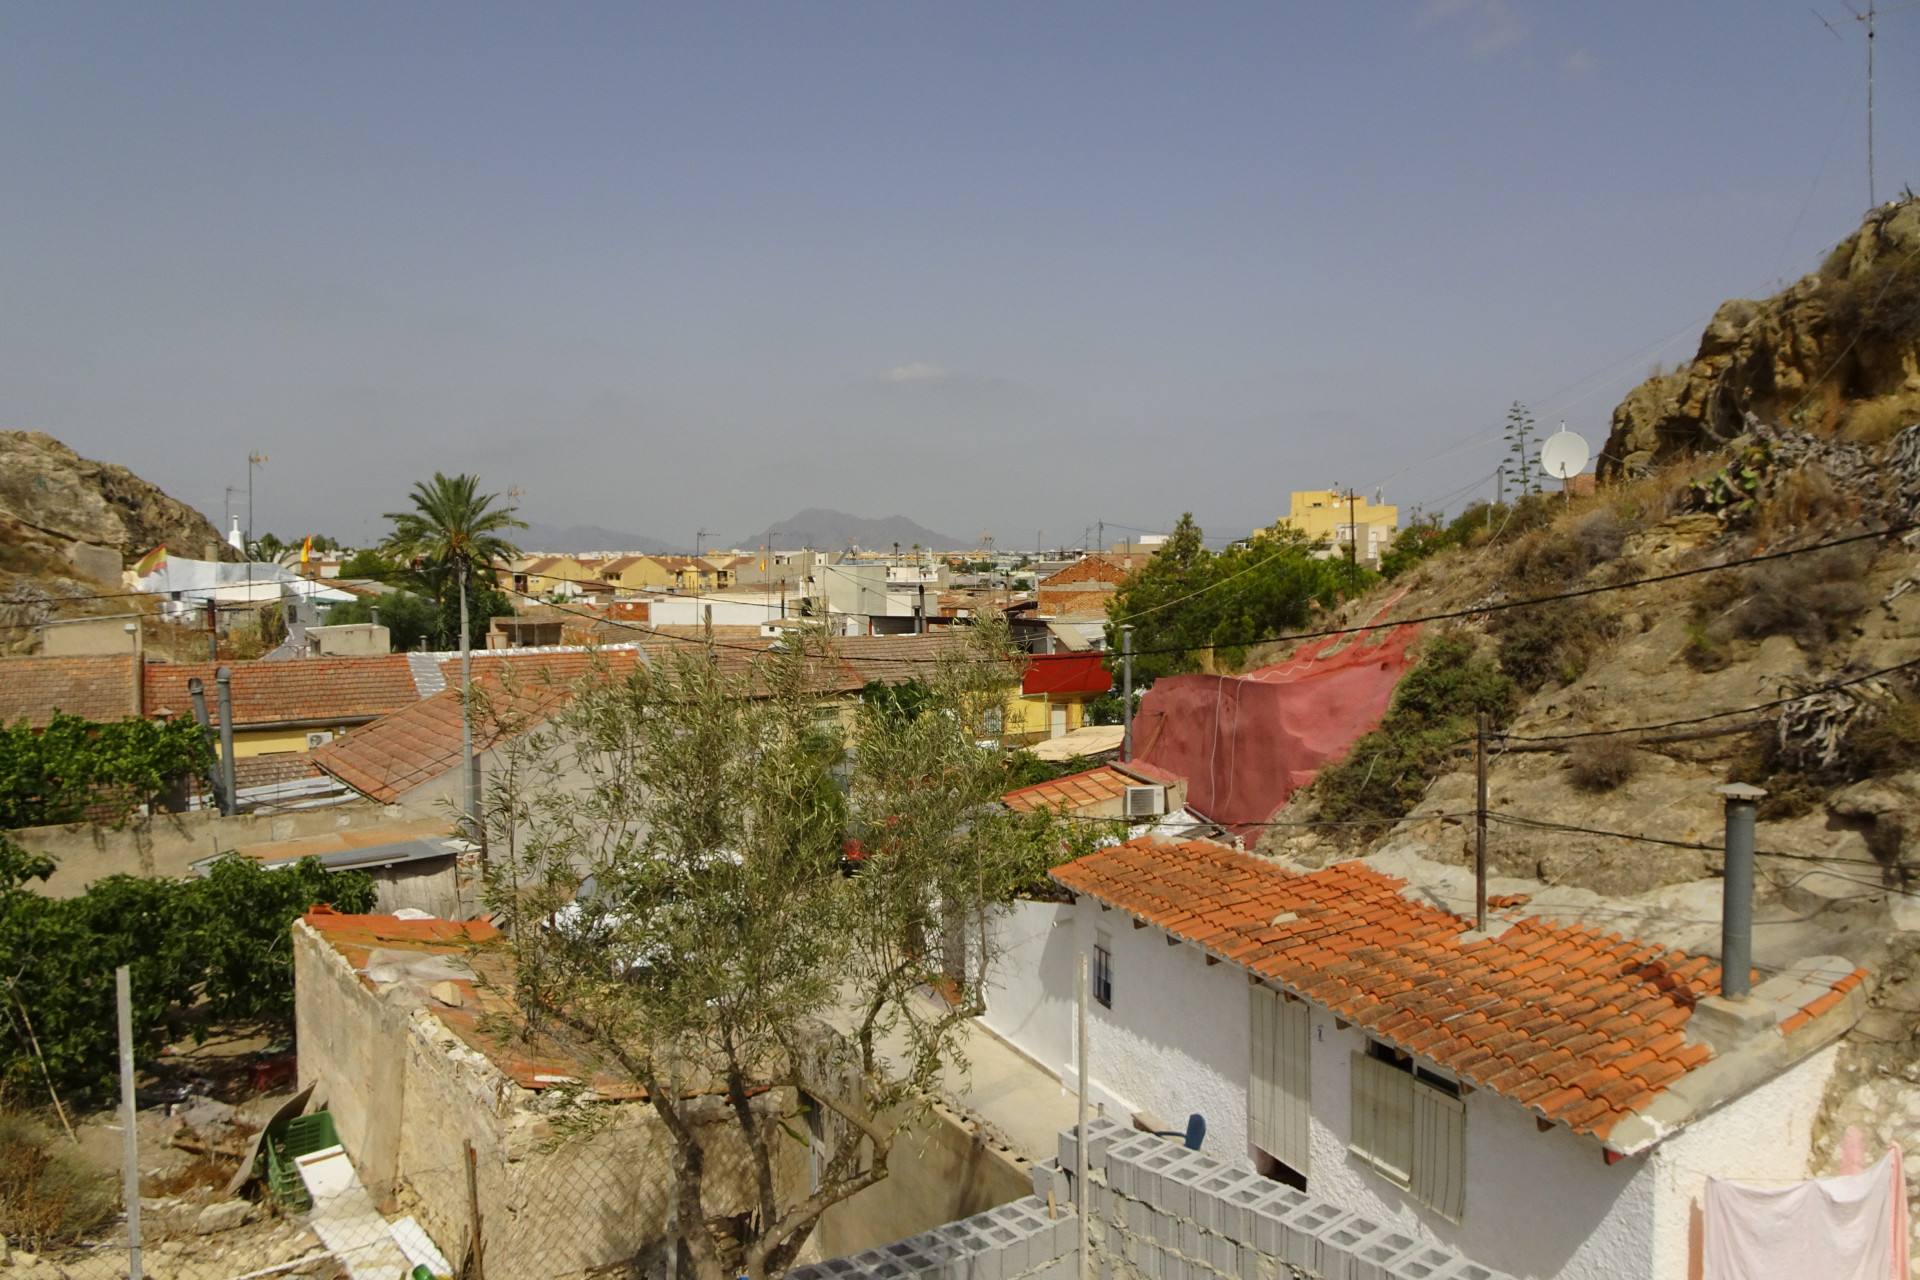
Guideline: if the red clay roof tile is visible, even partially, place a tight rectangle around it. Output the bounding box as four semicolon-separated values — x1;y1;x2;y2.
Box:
1051;834;1866;1145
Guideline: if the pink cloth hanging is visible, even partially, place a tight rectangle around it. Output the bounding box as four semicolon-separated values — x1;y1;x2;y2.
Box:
1703;1145;1907;1280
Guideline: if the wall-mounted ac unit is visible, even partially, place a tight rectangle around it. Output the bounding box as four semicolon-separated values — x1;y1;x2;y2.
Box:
1124;785;1166;819
306;731;335;750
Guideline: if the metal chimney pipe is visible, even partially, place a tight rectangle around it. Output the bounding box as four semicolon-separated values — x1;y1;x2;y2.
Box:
214;666;238;817
187;676;224;815
1717;783;1766;998
370;604;379;628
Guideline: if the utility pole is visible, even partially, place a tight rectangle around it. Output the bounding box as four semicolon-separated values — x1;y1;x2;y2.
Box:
459;559;479;857
1346;488;1359;587
1097;520;1103;554
247;453;266;605
117;967;144;1280
1121;625;1134;762
1075;950;1091;1280
1475;712;1489;933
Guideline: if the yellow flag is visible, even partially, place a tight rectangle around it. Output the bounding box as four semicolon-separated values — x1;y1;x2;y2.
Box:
301;536;312;564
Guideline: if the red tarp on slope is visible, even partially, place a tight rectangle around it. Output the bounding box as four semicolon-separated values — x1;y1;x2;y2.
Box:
1130;621;1421;838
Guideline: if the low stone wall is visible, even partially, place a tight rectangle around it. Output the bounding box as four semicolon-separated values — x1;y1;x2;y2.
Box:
14;800;394;896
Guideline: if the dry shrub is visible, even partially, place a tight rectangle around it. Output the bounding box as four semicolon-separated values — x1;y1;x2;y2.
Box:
0;1113;119;1253
1687;539;1875;652
1491;598;1614;692
1567;737;1638;792
1756;464;1854;541
1838;391;1920;444
1847;697;1920;776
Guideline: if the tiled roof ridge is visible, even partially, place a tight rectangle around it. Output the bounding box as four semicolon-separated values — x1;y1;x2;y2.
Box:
1051;836;1867;1148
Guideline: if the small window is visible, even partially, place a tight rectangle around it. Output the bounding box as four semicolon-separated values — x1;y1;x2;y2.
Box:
1092;933;1113;1009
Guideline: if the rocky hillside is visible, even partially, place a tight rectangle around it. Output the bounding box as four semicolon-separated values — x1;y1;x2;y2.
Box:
0;431;240;574
1233;234;1920;1204
0;431;240;656
1606;198;1920;475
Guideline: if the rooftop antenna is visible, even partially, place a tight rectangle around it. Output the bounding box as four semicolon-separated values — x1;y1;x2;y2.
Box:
1817;0;1920;207
695;528;706;557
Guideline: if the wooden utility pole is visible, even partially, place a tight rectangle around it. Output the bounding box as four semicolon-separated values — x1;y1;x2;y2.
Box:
465;1139;485;1280
1475;713;1489;933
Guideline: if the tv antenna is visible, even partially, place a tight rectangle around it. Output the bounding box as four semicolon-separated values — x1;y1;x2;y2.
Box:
1817;0;1920;208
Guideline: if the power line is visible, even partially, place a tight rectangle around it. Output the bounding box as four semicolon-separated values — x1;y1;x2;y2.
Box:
1482;656;1920;746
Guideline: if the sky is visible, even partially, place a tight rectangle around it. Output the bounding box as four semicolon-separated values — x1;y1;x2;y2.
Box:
4;2;1917;554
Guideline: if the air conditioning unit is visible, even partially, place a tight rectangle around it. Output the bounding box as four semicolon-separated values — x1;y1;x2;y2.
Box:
1124;785;1166;819
306;731;335;750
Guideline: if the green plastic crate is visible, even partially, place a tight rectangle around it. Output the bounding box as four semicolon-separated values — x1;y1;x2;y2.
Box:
263;1110;338;1211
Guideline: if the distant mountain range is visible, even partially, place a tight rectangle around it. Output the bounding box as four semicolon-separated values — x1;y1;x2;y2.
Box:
733;508;964;553
517;521;678;555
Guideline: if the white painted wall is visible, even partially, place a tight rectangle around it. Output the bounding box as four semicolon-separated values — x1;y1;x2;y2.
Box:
980;897;1845;1280
648;594;789;626
979;899;1076;1077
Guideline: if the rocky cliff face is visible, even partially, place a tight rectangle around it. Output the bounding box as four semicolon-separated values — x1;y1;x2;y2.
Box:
1604;199;1920;476
0;431;241;578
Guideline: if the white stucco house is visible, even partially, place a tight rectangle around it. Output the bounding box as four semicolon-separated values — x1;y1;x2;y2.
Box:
978;836;1867;1280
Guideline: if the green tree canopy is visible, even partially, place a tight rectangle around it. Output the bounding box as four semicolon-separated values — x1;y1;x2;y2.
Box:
1102;514;1364;684
379;472;526;601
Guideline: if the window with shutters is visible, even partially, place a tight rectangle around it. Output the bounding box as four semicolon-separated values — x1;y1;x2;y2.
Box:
1350;1041;1466;1221
1248;985;1311;1188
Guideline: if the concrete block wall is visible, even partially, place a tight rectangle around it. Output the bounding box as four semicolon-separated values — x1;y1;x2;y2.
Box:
796;1120;1512;1280
788;1194;1080;1280
1068;1122;1511;1280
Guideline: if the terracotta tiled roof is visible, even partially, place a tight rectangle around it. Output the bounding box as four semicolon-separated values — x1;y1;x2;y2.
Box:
317;643;860;803
0;654;143;728
232;752;326;791
314;653;639;803
1004;765;1132;813
1039;555;1139;588
144;656;424;728
830;633;970;685
1052;837;1866;1145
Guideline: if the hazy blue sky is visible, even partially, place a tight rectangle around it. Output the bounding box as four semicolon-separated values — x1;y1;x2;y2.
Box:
3;3;1915;552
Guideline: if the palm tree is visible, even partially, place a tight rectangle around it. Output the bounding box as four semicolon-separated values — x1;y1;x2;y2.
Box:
381;473;525;843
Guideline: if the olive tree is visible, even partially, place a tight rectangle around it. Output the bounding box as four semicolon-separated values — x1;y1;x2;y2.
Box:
477;621;1059;1280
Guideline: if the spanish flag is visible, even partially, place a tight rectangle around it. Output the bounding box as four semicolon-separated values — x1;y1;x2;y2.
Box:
301;535;312;565
133;544;167;576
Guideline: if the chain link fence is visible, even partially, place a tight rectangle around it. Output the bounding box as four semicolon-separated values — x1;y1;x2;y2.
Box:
6;1110;694;1280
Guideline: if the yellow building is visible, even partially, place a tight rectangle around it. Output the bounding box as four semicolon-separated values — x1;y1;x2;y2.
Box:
1273;490;1399;564
598;555;678;592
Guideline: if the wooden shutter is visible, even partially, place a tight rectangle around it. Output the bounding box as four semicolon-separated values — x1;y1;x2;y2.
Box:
1248;987;1310;1174
1412;1082;1466;1221
1349;1051;1414;1187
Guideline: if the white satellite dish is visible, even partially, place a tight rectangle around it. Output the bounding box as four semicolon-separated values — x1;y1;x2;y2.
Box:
1540;428;1590;481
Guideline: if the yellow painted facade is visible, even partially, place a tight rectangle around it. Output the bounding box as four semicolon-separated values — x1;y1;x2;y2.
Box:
600;557;678;591
1273;490;1399;557
1002;692;1090;743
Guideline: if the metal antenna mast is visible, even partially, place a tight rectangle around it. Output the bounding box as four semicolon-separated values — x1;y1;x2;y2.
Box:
1818;0;1920;207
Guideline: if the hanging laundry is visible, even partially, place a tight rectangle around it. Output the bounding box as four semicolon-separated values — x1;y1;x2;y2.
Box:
1703;1145;1907;1280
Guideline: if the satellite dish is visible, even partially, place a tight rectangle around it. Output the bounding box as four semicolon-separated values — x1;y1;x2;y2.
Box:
1540;428;1590;481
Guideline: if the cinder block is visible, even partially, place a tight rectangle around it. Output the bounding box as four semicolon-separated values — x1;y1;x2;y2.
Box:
789;1266;826;1280
1311;1212;1383;1280
1134;1239;1162;1280
1032;1158;1062;1201
1161;1249;1187;1280
1349;1228;1422;1280
1178;1216;1204;1259
1207;1231;1239;1274
1278;1202;1348;1272
1204;1173;1269;1242
1381;1245;1458;1280
1030;1258;1075;1280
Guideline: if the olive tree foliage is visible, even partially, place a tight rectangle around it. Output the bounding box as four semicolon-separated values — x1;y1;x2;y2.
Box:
474;619;1059;1280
